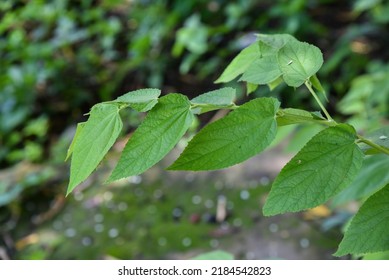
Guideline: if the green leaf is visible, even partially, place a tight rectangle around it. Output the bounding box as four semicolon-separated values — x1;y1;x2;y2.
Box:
214;41;275;83
65;122;85;161
191;250;234;260
129;100;158;112
276;108;326;126
277;40;323;87
309;74;327;101
256;33;296;49
239;55;282;85
115;88;161;112
335;184;389;256
361;126;389;155
67;104;123;195
267;76;284;91
362;251;389;260
168;97;280;171
332;155;389;206
108;94;194;181
191;87;236;114
116;88;161;103
284;124;323;153
246;82;258;94
263;124;364;216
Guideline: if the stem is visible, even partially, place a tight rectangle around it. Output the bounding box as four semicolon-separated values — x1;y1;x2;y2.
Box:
357;135;389;156
305;81;334;122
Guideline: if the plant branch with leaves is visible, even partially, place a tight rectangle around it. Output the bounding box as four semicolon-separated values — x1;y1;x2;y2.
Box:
66;34;389;257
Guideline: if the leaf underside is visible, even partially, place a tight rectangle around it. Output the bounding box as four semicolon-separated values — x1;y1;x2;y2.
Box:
277;40;323;87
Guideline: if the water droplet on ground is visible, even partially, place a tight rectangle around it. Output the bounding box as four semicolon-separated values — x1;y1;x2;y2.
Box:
192;195;202;204
240;190;250;200
65;228;76;238
182;237;192;247
109;228;119;238
269;223;279;233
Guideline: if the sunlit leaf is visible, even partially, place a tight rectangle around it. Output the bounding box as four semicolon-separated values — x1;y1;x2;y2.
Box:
277;40;323;87
169;97;279;171
68;104;122;194
108;94;194;181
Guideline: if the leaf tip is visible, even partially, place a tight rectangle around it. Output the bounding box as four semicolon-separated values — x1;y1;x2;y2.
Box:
214;77;224;84
332;247;347;257
262;203;278;217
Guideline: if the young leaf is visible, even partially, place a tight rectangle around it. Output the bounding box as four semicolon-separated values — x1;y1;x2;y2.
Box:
332;155;389;206
267;76;284;91
263;124;364;216
256;33;297;49
115;88;161;103
309;74;327;101
108;94;194;181
168;97;280;171
115;88;161;112
191;87;236;114
277;40;323;87
246;82;258;94
67;104;123;194
239;55;282;85
65;122;85;161
129;100;158;112
214;41;275;83
335;184;389;256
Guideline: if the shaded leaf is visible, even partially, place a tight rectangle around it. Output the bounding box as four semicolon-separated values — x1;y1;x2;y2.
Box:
361;126;389;155
246;82;258;94
191;87;236;114
309;74;327;101
169;97;280;171
263;124;364;216
108;94;193;181
332;155;389;206
335;184;389;256
68;104;123;194
267;76;284;91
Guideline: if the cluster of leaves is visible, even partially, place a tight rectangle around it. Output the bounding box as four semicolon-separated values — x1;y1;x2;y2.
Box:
3;0;389;168
67;34;389;257
0;0;307;167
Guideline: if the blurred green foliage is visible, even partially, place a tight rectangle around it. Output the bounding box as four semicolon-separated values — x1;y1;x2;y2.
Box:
2;0;389;167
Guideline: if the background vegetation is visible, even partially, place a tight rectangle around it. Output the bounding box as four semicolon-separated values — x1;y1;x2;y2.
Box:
1;0;388;260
